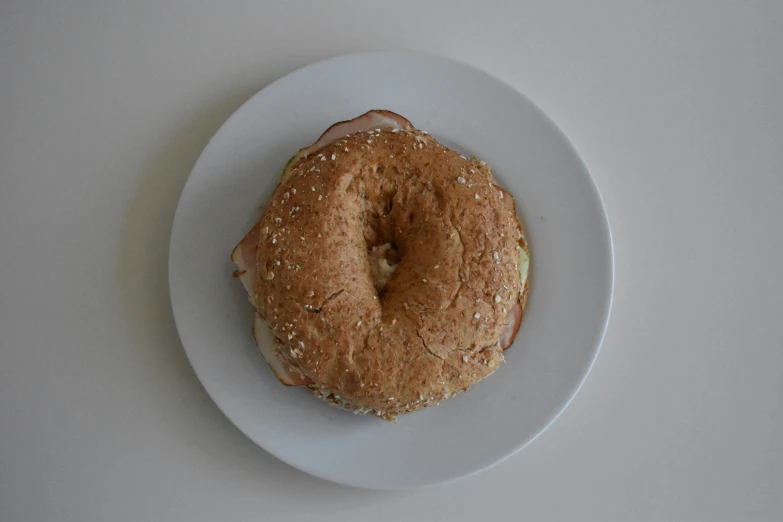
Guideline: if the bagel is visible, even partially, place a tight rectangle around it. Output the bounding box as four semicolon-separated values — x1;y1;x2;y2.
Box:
231;110;530;419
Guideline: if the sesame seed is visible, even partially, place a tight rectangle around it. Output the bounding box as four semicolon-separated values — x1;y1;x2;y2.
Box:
475;193;480;199
457;176;466;184
331;154;336;160
271;238;277;244
493;252;499;262
462;355;468;363
311;186;316;191
291;188;296;194
499;191;504;199
494;295;502;303
317;195;322;201
320;156;326;161
275;260;281;266
392;128;399;132
392;319;397;325
434;265;439;269
266;272;275;280
367;140;372;144
473;312;481;319
306;291;314;297
356;321;362;327
460;155;467;159
275;217;282;223
344;148;349;152
422;278;427;283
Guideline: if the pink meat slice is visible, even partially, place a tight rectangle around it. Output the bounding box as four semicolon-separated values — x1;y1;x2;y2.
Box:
500;303;523;350
492;185;525;349
297;110;413;159
230;221;262;295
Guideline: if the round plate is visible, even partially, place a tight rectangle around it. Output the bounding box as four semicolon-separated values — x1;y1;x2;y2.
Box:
169;51;613;489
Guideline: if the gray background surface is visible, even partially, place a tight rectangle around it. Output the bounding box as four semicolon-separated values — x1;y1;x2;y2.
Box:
1;1;781;520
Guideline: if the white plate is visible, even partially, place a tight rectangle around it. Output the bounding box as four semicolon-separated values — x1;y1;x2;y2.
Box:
169;51;613;489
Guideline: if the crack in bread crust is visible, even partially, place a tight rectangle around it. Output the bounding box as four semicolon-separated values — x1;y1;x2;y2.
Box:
235;114;529;418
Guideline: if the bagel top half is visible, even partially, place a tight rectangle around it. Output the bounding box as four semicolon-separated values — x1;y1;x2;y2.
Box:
232;111;529;419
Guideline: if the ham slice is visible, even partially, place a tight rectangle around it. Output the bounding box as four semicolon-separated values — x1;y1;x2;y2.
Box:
492;185;528;349
298;110;413;159
230;221;262;296
499;303;523;350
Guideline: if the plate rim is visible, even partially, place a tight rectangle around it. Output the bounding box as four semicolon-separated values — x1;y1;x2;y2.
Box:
168;49;614;489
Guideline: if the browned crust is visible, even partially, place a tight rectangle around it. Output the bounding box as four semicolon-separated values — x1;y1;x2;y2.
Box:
252;316;313;386
234;114;529;418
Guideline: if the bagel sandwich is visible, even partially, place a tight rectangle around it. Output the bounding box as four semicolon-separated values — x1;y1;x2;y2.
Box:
232;110;530;419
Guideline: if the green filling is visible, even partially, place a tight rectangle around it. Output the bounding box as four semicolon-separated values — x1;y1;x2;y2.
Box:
279;154;298;182
519;249;530;288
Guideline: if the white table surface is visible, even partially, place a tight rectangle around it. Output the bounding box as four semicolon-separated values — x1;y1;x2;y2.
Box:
1;1;781;521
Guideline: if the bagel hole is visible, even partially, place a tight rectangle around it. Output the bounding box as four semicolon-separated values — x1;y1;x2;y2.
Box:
368;242;400;297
